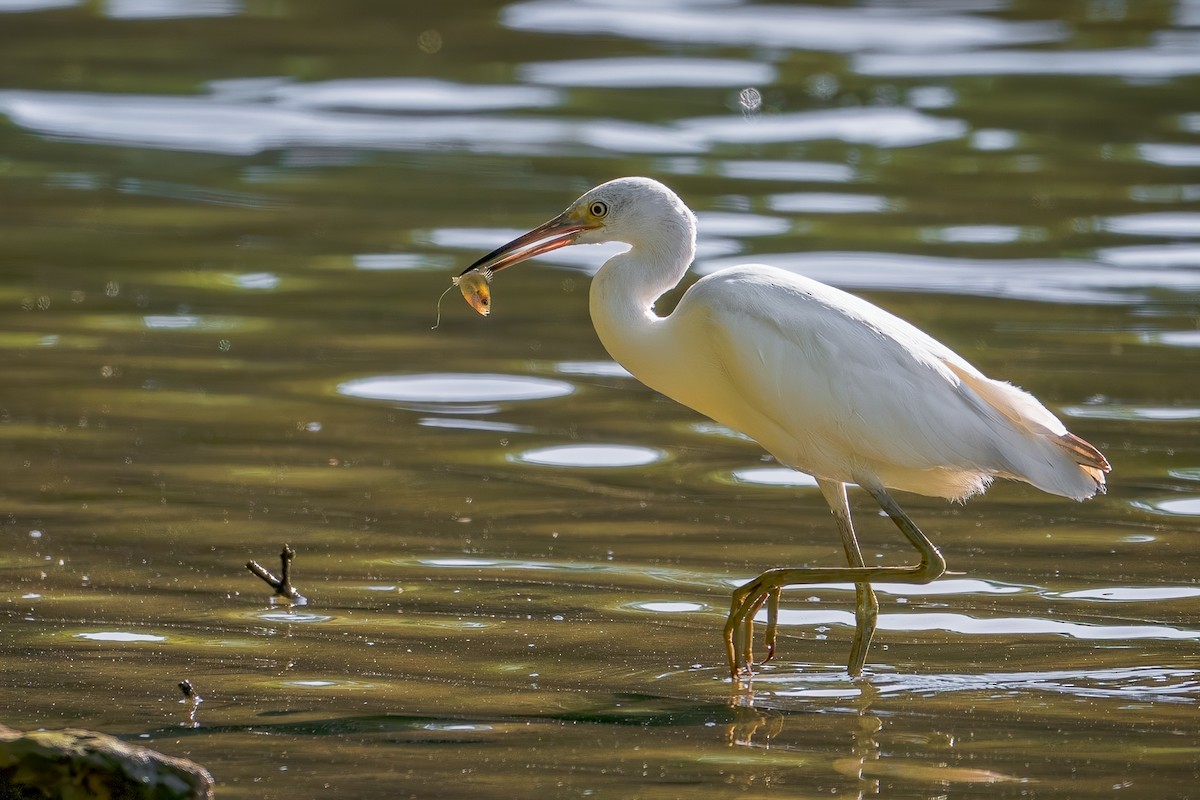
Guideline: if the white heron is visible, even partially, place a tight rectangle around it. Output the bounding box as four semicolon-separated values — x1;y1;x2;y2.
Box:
460;176;1110;679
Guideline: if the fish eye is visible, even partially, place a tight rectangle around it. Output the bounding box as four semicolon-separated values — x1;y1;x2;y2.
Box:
588;200;608;218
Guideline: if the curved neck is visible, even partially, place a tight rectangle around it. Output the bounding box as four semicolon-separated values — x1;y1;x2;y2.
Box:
588;228;695;375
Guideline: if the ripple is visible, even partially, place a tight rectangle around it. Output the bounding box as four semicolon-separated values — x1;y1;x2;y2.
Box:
713;159;855;183
422;722;494;732
971;129;1019;150
1144;330;1200;347
1131;497;1200;517
338;373;573;405
142;314;242;331
424;619;492;630
229;272;279;290
0;88;968;160
691;421;754;442
255;611;332;623
695;211;791;238
694;250;1200;304
1059;586;1200;601
1062;404;1200;421
921;225;1040;244
504;1;1064;53
553;360;632;378
511;444;665;468
520;56;775;88
257;77;560;113
118;177;275;209
417;557;603;573
0;0;80;12
74;631;166;642
856;39;1200;79
1102;212;1200;238
0;90;692;157
729;467;819;488
285;680;338;687
767;192;891;214
759;666;1200;703
770;609;1199;640
732;578;1027;596
353;253;441;271
107;0;240;19
1139;143;1200;167
1170;467;1200;481
627;600;707;613
680;107;967;149
418;417;532;433
1096;243;1200;267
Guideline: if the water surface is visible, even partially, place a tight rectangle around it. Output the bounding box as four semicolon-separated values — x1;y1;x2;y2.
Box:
1;1;1198;797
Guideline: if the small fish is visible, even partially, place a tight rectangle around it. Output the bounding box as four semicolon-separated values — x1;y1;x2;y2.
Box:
454;267;492;316
432;267;493;329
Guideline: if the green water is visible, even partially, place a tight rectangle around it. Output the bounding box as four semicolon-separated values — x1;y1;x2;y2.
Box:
1;1;1198;797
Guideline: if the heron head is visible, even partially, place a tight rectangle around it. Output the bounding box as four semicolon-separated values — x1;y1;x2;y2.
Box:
460;177;693;277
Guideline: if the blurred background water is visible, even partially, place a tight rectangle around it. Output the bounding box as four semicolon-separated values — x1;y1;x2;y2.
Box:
1;0;1198;797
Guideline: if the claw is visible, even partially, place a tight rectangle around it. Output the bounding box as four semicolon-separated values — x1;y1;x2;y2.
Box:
762;586;781;664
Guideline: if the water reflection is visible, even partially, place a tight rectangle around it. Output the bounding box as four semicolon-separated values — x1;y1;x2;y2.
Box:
519;56;776;88
728;466;819;487
920;225;1039;244
511;444;666;468
1132;497;1200;516
1061;586;1200;601
553;360;632;378
74;631;166;642
696;250;1200;304
710;159;855;183
1062;404;1200;421
1140;143;1200;166
0;0;79;12
1102;212;1200;238
2;0;1199;796
106;0;240;18
0;89;968;157
677;107;967;148
767;192;891;214
503;1;1065;52
627;601;708;613
857;37;1200;78
254;77;560;112
743;666;1200;706
729;577;1028;596
337;373;574;405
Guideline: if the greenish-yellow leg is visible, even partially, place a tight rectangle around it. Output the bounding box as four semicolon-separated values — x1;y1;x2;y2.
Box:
825;479;879;677
724;479;945;680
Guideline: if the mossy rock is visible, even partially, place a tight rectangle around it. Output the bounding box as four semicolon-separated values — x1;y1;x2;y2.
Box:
0;724;213;800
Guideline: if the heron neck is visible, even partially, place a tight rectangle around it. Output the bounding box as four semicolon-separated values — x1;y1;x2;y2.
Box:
588;232;695;374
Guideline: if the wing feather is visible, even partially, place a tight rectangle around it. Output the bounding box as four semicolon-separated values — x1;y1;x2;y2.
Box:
675;265;1103;500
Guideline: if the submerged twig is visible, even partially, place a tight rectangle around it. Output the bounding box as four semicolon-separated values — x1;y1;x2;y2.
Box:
246;544;307;605
178;680;202;728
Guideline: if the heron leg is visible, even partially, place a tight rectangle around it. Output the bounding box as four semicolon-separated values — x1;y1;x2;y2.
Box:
820;479;879;677
725;480;945;680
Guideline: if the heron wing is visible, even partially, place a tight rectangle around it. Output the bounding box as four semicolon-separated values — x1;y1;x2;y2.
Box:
685;266;1037;496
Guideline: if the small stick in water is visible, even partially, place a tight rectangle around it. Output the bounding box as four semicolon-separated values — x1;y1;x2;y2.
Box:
246;544;307;605
178;680;203;727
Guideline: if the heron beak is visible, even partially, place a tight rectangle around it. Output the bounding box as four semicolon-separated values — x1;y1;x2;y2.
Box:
460;212;596;277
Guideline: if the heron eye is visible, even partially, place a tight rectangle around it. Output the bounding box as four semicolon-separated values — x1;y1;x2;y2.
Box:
588;201;608;218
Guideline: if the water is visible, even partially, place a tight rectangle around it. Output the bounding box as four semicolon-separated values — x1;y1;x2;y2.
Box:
1;1;1198;797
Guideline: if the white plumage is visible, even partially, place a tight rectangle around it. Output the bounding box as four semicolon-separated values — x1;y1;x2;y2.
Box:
462;176;1110;678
